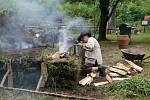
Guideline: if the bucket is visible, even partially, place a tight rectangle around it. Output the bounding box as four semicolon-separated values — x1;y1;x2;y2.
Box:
117;35;130;49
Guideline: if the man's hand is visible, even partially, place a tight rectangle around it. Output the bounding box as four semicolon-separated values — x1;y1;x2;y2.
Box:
76;43;83;47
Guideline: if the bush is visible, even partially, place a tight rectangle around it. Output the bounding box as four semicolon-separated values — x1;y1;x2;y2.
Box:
45;56;82;90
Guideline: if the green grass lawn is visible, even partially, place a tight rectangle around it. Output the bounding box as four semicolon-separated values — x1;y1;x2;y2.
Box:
107;32;150;43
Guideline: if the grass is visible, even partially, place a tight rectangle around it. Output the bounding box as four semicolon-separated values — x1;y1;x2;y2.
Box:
104;75;150;99
106;26;150;43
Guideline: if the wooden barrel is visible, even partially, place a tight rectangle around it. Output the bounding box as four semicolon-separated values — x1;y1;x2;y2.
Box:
117;35;130;49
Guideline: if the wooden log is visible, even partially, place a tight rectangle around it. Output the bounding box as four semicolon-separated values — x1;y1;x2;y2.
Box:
112;77;129;81
115;63;131;74
94;78;129;87
0;86;96;100
0;70;9;87
109;67;127;76
109;72;120;77
105;74;113;83
94;81;109;86
79;76;93;86
125;60;143;72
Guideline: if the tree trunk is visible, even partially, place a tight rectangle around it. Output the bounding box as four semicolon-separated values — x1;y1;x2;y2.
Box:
98;0;109;41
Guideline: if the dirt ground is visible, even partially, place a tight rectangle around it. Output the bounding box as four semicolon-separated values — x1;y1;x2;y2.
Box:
46;41;150;99
1;41;149;100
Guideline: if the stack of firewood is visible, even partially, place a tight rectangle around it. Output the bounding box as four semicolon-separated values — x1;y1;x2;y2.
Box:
79;60;143;86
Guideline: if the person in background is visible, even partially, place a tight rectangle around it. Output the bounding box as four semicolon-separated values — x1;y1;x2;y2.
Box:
77;32;111;82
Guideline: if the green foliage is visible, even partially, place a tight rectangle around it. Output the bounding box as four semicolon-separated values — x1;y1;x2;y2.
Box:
63;1;100;22
105;76;150;99
116;0;150;26
45;56;82;90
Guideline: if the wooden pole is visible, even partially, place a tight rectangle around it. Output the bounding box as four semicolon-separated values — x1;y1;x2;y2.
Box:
0;86;96;100
36;75;43;91
7;62;13;88
36;62;48;91
0;70;9;87
7;61;13;98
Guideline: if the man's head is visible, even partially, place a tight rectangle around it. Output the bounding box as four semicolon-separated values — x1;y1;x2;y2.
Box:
78;32;91;43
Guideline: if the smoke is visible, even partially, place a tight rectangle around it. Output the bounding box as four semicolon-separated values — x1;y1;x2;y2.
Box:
59;17;89;53
0;0;89;52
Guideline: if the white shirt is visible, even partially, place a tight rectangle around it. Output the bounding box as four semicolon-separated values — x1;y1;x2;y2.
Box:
83;37;103;65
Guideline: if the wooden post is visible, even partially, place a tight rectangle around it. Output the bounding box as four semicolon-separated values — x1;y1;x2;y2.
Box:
7;62;13;88
36;62;48;91
7;61;13;98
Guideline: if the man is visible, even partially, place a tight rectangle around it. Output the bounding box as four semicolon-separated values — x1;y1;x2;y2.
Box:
77;33;112;84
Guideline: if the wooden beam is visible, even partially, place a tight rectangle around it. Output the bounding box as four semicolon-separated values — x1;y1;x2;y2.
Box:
0;70;9;87
0;86;96;100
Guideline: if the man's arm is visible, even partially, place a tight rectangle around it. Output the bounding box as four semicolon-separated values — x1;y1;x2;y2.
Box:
82;39;95;51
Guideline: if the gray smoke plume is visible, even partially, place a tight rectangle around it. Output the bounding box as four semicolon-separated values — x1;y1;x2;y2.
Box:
0;0;89;52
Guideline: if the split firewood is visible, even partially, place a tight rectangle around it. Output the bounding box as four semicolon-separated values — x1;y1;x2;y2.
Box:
125;60;143;72
94;78;129;87
105;74;113;83
51;52;60;59
109;67;127;76
79;76;93;86
112;77;129;81
114;63;131;74
89;72;97;78
109;72;120;77
93;81;109;86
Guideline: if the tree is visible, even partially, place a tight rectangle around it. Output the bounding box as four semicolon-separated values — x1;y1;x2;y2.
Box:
98;0;121;41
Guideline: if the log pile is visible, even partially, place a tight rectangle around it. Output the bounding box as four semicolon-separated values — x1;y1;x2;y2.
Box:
79;60;143;86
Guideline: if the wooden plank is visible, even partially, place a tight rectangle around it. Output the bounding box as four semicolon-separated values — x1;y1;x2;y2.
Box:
0;70;9;87
109;67;127;76
125;60;143;72
0;86;96;100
